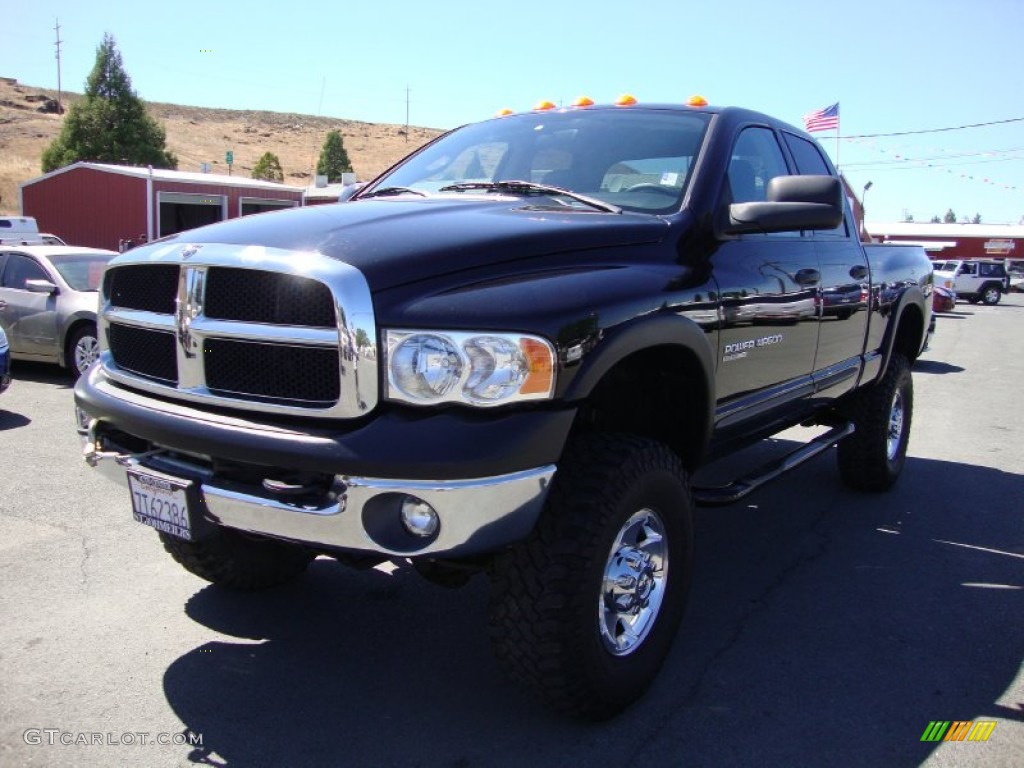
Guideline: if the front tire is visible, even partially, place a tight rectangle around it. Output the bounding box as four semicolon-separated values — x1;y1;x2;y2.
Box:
67;323;99;379
488;434;693;719
837;353;913;491
160;528;314;590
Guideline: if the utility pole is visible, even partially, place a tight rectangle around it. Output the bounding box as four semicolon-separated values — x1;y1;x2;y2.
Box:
53;18;63;114
405;85;410;143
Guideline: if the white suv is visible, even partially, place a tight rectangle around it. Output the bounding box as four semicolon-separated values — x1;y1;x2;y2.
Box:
933;259;1010;305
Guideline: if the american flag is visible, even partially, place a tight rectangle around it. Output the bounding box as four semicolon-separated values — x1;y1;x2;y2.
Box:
803;102;840;133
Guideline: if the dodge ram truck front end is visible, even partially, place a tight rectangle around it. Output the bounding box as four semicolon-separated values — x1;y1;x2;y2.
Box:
77;241;566;557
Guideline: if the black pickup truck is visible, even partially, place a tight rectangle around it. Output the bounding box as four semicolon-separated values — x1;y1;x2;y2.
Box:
75;100;933;719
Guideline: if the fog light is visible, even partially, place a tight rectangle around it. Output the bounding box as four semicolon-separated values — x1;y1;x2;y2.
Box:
400;497;439;538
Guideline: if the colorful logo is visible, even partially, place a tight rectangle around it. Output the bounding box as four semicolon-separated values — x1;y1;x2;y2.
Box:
921;721;997;742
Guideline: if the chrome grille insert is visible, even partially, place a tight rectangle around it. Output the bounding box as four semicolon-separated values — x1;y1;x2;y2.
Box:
99;243;378;419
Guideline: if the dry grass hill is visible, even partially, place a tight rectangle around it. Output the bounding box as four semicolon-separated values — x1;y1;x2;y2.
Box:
0;77;444;215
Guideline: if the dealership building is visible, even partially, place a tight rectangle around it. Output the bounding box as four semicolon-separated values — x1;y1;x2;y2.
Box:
20;162;305;251
866;221;1024;262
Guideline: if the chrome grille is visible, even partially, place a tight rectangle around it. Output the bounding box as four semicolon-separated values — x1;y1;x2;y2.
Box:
98;243;378;419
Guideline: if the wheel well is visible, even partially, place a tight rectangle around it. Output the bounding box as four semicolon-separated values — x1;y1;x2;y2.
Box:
891;304;925;363
62;318;97;368
569;345;710;472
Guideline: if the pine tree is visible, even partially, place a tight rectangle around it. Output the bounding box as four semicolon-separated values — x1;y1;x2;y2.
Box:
943;208;957;224
41;34;177;172
316;131;353;182
251;152;284;183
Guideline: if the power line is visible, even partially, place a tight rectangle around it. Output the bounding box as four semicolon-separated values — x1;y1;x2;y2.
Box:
845;116;1024;139
842;151;1024;170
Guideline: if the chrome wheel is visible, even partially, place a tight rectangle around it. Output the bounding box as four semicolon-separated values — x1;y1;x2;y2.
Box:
599;508;668;656
886;390;905;462
74;334;99;374
490;435;693;718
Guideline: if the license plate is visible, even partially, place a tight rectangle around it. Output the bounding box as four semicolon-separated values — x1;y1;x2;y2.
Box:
127;469;194;541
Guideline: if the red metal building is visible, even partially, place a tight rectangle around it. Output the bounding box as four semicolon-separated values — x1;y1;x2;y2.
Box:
20;163;305;250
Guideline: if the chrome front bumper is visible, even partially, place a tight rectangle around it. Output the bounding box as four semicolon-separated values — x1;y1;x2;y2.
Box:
82;422;556;558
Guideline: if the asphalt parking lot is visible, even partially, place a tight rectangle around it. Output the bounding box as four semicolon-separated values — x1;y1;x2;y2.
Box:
1;295;1022;768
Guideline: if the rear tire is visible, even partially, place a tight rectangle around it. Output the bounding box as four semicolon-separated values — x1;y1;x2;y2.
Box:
837;353;913;491
980;285;1001;306
488;434;693;720
160;528;314;590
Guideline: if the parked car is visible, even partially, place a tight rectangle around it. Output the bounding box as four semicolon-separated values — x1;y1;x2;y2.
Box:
0;245;117;377
933;259;1010;305
1008;260;1024;292
0;325;10;394
932;284;957;313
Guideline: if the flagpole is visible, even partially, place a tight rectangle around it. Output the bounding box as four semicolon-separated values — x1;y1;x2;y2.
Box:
836;104;841;170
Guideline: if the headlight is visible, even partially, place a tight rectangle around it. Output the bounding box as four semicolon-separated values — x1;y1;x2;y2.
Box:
386;330;555;406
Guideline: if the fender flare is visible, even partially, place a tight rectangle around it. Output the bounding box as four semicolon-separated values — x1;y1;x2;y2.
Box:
875;285;928;382
562;314;717;460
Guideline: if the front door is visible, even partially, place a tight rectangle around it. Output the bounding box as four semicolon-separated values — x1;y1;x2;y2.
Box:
712;127;820;427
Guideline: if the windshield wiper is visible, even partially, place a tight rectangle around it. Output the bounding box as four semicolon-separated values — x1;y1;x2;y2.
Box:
360;186;427;199
438;181;621;214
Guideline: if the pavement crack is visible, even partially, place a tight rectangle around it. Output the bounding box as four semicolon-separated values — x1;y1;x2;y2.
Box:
79;533;91;593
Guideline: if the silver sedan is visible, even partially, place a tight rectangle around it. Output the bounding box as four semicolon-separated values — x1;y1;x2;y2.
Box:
0;245;117;377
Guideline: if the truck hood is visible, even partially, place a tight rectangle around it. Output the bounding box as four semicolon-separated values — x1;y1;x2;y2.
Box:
152;198;670;290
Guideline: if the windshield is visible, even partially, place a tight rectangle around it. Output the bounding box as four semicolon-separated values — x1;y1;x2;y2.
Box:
51;253;115;291
364;108;711;214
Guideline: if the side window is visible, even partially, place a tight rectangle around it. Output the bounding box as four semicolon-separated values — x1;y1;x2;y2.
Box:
783;132;847;237
1;254;48;289
960;262;977;276
726;127;793;238
727;127;789;205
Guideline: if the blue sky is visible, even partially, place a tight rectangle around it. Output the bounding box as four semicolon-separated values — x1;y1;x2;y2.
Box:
5;0;1023;224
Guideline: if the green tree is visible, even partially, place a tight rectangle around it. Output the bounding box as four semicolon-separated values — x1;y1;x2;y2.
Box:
971;213;982;224
930;215;941;223
943;208;957;224
251;152;284;182
316;130;353;182
41;33;176;172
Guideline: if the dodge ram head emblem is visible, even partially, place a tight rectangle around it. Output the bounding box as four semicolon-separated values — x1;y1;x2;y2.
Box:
180;244;202;260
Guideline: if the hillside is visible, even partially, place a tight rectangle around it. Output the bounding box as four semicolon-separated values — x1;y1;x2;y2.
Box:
0;77;444;215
